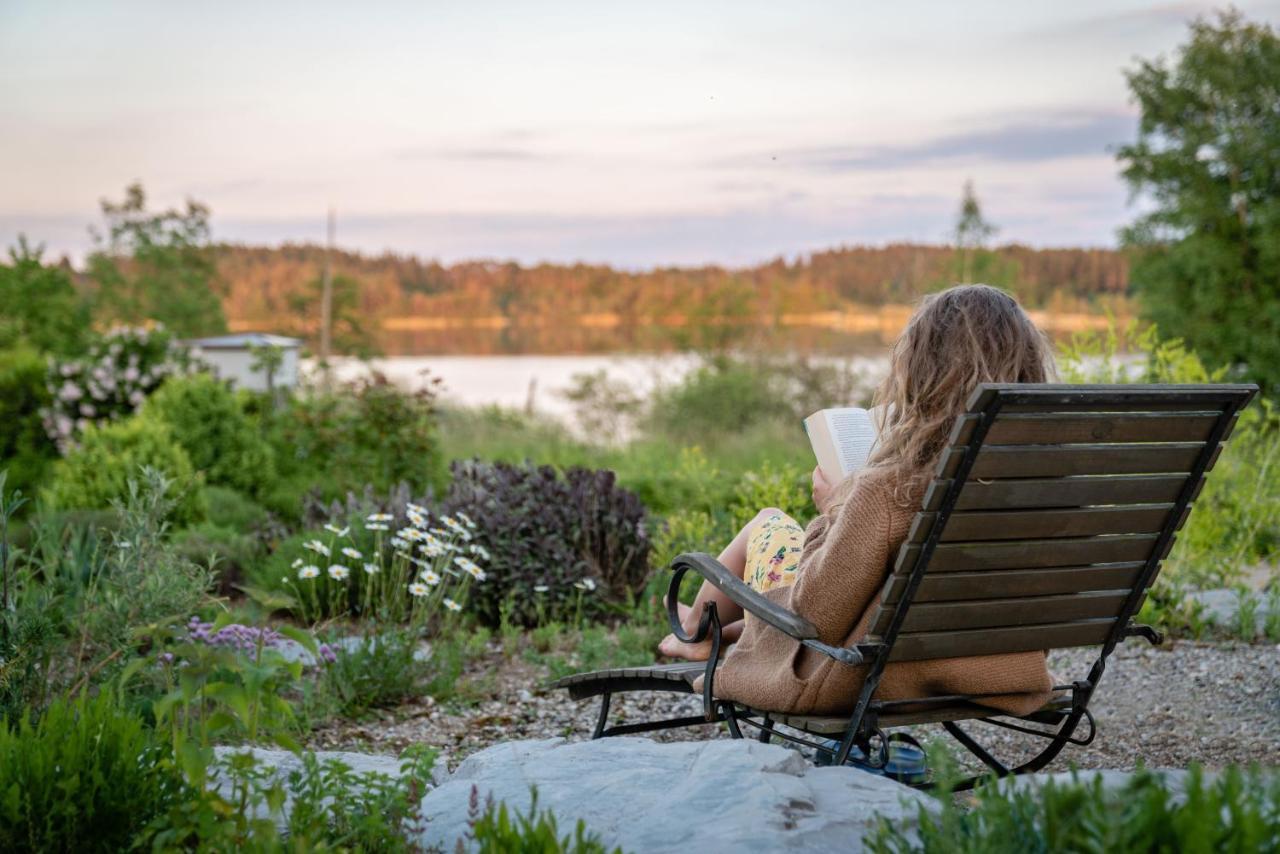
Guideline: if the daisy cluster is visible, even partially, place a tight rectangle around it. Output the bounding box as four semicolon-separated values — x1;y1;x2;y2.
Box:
40;325;201;453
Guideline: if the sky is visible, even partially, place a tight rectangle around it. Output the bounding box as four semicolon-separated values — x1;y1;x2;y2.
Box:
1;0;1277;269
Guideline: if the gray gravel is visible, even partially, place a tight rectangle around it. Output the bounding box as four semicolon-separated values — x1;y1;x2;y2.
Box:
306;639;1279;775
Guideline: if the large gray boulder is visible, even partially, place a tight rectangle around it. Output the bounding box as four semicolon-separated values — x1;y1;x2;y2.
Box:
416;737;936;853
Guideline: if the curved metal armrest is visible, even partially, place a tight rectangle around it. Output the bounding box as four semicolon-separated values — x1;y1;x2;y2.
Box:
667;552;819;641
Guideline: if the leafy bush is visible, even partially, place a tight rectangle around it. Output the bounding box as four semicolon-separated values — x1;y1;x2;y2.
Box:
1060;323;1279;592
316;627;436;718
143;373;276;497
464;786;622;854
0;345;58;503
0;238;90;356
42;417;206;526
266;372;443;517
72;469;213;665
171;522;260;595
873;765;1280;853
41;325;201;453
443;460;651;627
203;484;267;530
0;693;183;853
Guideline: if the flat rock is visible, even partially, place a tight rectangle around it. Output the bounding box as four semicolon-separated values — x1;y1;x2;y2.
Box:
416;737;937;853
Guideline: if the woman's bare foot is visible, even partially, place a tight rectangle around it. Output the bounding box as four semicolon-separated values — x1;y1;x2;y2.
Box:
658;632;714;661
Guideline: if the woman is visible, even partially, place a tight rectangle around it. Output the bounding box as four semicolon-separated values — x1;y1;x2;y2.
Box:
659;284;1056;717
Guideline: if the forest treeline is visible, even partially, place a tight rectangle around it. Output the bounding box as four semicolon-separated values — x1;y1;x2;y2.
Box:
218;241;1130;348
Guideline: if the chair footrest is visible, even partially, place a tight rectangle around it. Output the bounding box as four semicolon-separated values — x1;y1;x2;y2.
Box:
550;661;707;700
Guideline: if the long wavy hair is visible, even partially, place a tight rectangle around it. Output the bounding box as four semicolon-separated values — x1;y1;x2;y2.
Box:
868;284;1055;494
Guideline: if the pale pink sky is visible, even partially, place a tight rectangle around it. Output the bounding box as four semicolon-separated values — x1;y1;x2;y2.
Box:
2;1;1276;267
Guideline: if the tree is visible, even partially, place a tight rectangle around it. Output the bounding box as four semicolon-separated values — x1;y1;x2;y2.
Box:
88;183;227;338
1117;10;1280;392
953;180;998;283
287;273;377;358
0;237;90;355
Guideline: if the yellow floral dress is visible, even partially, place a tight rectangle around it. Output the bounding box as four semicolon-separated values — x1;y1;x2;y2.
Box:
744;511;806;608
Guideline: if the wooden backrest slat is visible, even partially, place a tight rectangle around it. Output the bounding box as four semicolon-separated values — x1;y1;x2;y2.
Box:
922;474;1194;511
938;443;1206;479
894;533;1159;573
876;590;1130;635
949;412;1221;446
887;619;1116;661
937;504;1175;542
878;562;1146;606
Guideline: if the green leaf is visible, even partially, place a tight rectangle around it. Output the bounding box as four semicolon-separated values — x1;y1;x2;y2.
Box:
236;583;298;612
277;624;319;656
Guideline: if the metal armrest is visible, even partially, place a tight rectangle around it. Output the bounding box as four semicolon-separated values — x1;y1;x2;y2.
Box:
666;553;875;667
1121;623;1164;645
668;552;819;640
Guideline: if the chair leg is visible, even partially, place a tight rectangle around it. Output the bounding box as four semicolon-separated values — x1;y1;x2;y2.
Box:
944;721;1009;776
592;692;612;739
757;715;775;744
722;702;745;739
941;709;1088;791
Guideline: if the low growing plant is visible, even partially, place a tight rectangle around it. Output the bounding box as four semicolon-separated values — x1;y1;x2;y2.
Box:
463;785;623;854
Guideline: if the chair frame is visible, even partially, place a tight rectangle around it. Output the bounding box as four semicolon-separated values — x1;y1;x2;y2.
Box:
562;383;1258;789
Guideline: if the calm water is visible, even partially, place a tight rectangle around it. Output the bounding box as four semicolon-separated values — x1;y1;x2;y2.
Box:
311;352;891;422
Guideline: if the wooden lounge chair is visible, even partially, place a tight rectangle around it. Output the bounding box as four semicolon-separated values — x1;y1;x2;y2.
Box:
552;383;1259;788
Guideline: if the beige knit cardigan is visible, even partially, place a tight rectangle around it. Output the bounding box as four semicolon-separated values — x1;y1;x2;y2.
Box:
708;466;1055;717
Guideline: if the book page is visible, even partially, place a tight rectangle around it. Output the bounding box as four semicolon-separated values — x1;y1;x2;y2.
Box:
826;408;878;476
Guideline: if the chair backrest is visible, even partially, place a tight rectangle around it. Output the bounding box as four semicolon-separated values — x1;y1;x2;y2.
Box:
866;383;1257;663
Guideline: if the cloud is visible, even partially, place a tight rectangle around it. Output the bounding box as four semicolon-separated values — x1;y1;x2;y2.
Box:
733;110;1136;173
1026;2;1280;40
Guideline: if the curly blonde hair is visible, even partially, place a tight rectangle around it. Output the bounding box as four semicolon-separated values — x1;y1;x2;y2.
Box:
868;285;1055;493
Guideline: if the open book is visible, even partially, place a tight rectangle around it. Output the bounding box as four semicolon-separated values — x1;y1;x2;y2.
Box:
803;406;884;483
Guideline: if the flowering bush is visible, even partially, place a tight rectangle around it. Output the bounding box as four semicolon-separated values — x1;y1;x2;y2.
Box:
41;325;201;454
442;461;650;628
269;504;487;627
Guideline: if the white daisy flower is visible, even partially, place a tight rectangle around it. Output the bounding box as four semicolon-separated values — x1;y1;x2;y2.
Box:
400;527;425;542
420;569;442;585
304;539;331;557
407;502;429;515
407;507;428;528
456;510;477;529
533;585;550;593
468;544;490;560
324;523;350;537
408;582;429;597
291;558;303;569
455;556;486;580
443;598;462;612
365;522;390;531
341;546;363;560
328;564;351;581
298;565;321;580
574;578;598;592
390;536;409;550
362;562;380;575
366;513;393;522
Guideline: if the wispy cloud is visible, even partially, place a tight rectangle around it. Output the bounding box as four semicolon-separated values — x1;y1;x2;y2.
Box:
728;110;1136;173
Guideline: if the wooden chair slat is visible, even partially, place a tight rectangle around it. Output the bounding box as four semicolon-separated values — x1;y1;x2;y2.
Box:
894;533;1158;573
950;412;1221;446
923;474;1194;511
938;504;1175;541
879;562;1146;605
877;590;1129;635
939;443;1206;479
888;618;1115;661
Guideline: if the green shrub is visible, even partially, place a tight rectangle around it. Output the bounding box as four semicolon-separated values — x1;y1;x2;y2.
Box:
873;765;1280;853
0;238;90;356
0;345;58;502
43;417;206;526
465;787;622;853
268;373;443;516
646;356;781;442
0;693;183;853
144;373;276;497
203;484;267;530
1060;323;1279;592
316;627;435;718
171;522;260;595
443;460;651;627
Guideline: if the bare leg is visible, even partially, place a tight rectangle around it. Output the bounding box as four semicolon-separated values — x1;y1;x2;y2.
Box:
658;508;781;660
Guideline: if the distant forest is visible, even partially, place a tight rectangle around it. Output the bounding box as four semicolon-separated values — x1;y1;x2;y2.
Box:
217;242;1131;354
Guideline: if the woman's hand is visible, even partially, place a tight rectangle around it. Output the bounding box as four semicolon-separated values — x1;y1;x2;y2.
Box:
811;466;835;515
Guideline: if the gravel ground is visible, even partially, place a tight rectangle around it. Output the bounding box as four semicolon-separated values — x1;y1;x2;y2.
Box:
305;639;1280;776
